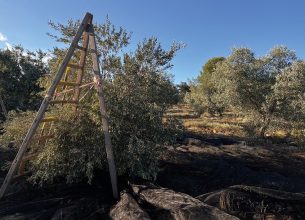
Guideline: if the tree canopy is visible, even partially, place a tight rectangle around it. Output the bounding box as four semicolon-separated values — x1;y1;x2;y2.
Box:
186;57;225;116
187;46;305;137
0;46;48;120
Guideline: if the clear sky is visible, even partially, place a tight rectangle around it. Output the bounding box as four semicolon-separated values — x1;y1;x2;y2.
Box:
0;0;305;83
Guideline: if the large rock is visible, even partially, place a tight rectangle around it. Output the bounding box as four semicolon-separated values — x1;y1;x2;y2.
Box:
196;185;305;219
132;184;239;220
110;192;150;220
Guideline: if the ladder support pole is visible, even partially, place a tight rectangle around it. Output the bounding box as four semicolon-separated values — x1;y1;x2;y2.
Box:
88;24;119;199
0;12;93;200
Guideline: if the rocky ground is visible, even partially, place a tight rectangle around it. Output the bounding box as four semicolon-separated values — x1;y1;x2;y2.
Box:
1;106;305;219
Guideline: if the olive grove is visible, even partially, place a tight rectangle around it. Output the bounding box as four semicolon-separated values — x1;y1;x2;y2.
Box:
187;46;305;138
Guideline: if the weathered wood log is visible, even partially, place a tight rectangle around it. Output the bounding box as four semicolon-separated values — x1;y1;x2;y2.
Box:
131;184;239;220
196;185;305;219
110;192;150;220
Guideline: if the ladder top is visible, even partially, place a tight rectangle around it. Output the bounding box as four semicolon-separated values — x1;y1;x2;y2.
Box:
85;12;93;23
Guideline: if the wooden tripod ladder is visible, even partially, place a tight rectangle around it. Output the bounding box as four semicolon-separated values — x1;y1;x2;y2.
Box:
0;12;118;199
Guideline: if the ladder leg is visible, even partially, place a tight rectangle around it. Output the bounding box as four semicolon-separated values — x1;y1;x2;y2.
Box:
88;25;119;199
73;32;90;106
0;98;50;199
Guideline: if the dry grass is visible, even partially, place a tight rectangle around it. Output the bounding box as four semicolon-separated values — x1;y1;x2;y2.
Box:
166;104;245;137
167;104;305;144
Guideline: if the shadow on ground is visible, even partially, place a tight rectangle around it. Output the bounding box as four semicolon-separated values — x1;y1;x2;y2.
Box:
157;131;305;197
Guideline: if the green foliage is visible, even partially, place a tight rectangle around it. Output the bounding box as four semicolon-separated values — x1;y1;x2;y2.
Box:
198;57;225;84
0;111;36;147
95;37;182;180
186;57;226;116
30;111;106;185
273;61;305;121
187;46;305;137
0;47;48;118
47;17;130;80
185;81;206;116
213;46;297;136
177;82;190;101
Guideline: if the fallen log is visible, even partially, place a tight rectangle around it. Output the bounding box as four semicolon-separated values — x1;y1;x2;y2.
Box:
196;185;305;219
131;184;239;220
110;192;150;220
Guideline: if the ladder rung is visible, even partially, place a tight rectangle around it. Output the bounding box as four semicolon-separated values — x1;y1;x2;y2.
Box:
41;117;58;122
75;45;87;51
50;100;78;104
31;134;55;142
58;81;80;87
67;63;83;70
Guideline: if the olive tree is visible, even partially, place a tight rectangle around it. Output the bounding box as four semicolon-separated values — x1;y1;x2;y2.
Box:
185;80;206;116
212;46;297;136
185;57;226;116
272;61;305;126
1;18;183;185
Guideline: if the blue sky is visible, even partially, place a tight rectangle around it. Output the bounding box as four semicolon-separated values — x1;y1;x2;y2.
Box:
0;0;305;83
